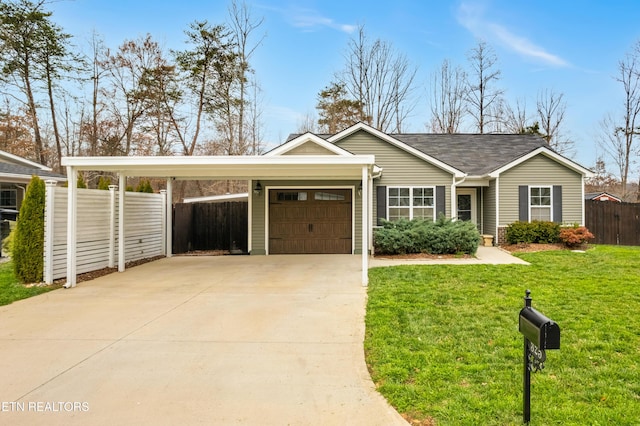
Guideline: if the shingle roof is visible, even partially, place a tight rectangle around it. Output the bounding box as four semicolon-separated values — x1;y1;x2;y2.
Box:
0;162;67;180
390;133;548;175
286;132;549;175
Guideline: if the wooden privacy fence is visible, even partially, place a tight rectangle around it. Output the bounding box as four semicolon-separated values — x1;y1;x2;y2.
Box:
43;183;166;283
585;199;640;245
173;202;248;254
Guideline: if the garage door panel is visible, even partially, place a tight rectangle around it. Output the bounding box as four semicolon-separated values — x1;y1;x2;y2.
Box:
269;189;352;254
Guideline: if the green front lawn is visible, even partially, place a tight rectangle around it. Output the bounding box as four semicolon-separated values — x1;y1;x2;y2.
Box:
0;261;60;306
365;245;640;425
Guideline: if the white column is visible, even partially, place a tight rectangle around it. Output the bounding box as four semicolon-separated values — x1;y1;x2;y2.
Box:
368;174;374;253
108;185;117;268
118;174;126;272
65;167;77;287
361;166;369;286
247;179;252;254
166;178;173;257
160;189;167;256
43;180;56;284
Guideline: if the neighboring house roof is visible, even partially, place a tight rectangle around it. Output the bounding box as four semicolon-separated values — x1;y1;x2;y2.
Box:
0;149;67;183
585;192;622;202
0;149;52;171
0;162;67;182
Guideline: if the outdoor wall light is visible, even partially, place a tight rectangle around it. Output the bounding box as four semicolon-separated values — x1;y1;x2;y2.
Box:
253;181;262;196
357;181;363;197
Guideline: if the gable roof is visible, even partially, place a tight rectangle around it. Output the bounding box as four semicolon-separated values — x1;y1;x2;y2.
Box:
392;134;548;175
286;127;592;177
286;122;466;177
585;191;622;202
265;132;355;156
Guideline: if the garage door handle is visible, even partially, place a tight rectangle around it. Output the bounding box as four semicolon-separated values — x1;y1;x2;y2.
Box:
308;223;313;232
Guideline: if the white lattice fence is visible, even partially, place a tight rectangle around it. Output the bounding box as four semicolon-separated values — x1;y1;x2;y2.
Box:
43;184;166;283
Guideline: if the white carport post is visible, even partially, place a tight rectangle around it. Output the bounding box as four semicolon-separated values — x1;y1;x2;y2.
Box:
361;166;369;286
65;167;77;288
165;178;173;257
108;185;117;268
118;173;126;272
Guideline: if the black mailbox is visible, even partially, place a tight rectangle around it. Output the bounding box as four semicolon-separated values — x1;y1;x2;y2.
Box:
519;307;560;350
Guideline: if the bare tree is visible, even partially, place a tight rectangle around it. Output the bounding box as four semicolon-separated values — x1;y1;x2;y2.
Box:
599;41;640;197
429;59;466;133
337;26;417;133
465;40;504;133
501;98;530;133
296;110;318;134
99;34;166;155
227;0;264;155
537;89;574;155
598;113;636;199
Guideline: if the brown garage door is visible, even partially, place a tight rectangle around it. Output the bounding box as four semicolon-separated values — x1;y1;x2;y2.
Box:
269;189;352;254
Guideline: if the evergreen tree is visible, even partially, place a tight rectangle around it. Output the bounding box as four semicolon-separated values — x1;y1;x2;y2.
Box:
13;175;45;283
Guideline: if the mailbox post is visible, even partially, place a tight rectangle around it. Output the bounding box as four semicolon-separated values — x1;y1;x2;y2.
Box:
519;290;560;424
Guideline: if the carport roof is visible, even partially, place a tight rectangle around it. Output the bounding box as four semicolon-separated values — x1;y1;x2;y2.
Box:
61;155;376;179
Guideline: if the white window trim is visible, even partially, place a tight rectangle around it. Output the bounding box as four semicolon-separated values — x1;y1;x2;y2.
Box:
456;187;477;224
529;185;553;222
387;186;436;221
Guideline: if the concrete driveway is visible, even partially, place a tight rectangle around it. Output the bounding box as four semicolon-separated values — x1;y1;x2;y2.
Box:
0;255;407;426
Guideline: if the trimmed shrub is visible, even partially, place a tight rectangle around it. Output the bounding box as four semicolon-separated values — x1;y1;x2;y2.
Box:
505;221;560;244
374;216;481;255
136;179;153;193
13;176;45;283
97;176;112;190
559;226;594;248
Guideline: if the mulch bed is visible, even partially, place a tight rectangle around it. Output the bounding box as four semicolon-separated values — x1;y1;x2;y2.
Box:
500;243;575;253
52;255;166;285
373;252;474;260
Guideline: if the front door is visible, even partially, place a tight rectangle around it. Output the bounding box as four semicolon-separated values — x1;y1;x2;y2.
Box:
456;188;477;224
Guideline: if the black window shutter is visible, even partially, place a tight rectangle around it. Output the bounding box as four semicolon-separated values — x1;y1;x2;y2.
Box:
553;185;562;223
376;185;387;225
435;186;445;218
519;186;528;221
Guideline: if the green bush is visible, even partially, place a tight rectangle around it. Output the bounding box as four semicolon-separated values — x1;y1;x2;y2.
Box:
13;176;45;283
374;216;481;255
505;220;561;244
97;176;112;190
136;179;153;193
2;226;15;257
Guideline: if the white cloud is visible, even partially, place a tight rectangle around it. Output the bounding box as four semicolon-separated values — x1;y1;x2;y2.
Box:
489;24;569;67
456;2;569;67
288;7;356;34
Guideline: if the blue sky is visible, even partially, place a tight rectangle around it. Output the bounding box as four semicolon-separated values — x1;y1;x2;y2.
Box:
50;0;640;172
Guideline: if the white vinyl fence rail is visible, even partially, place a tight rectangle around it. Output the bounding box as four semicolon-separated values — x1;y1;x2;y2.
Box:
43;183;166;283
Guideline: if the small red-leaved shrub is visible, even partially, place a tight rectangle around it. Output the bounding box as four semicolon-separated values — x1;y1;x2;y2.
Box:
559;226;594;248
